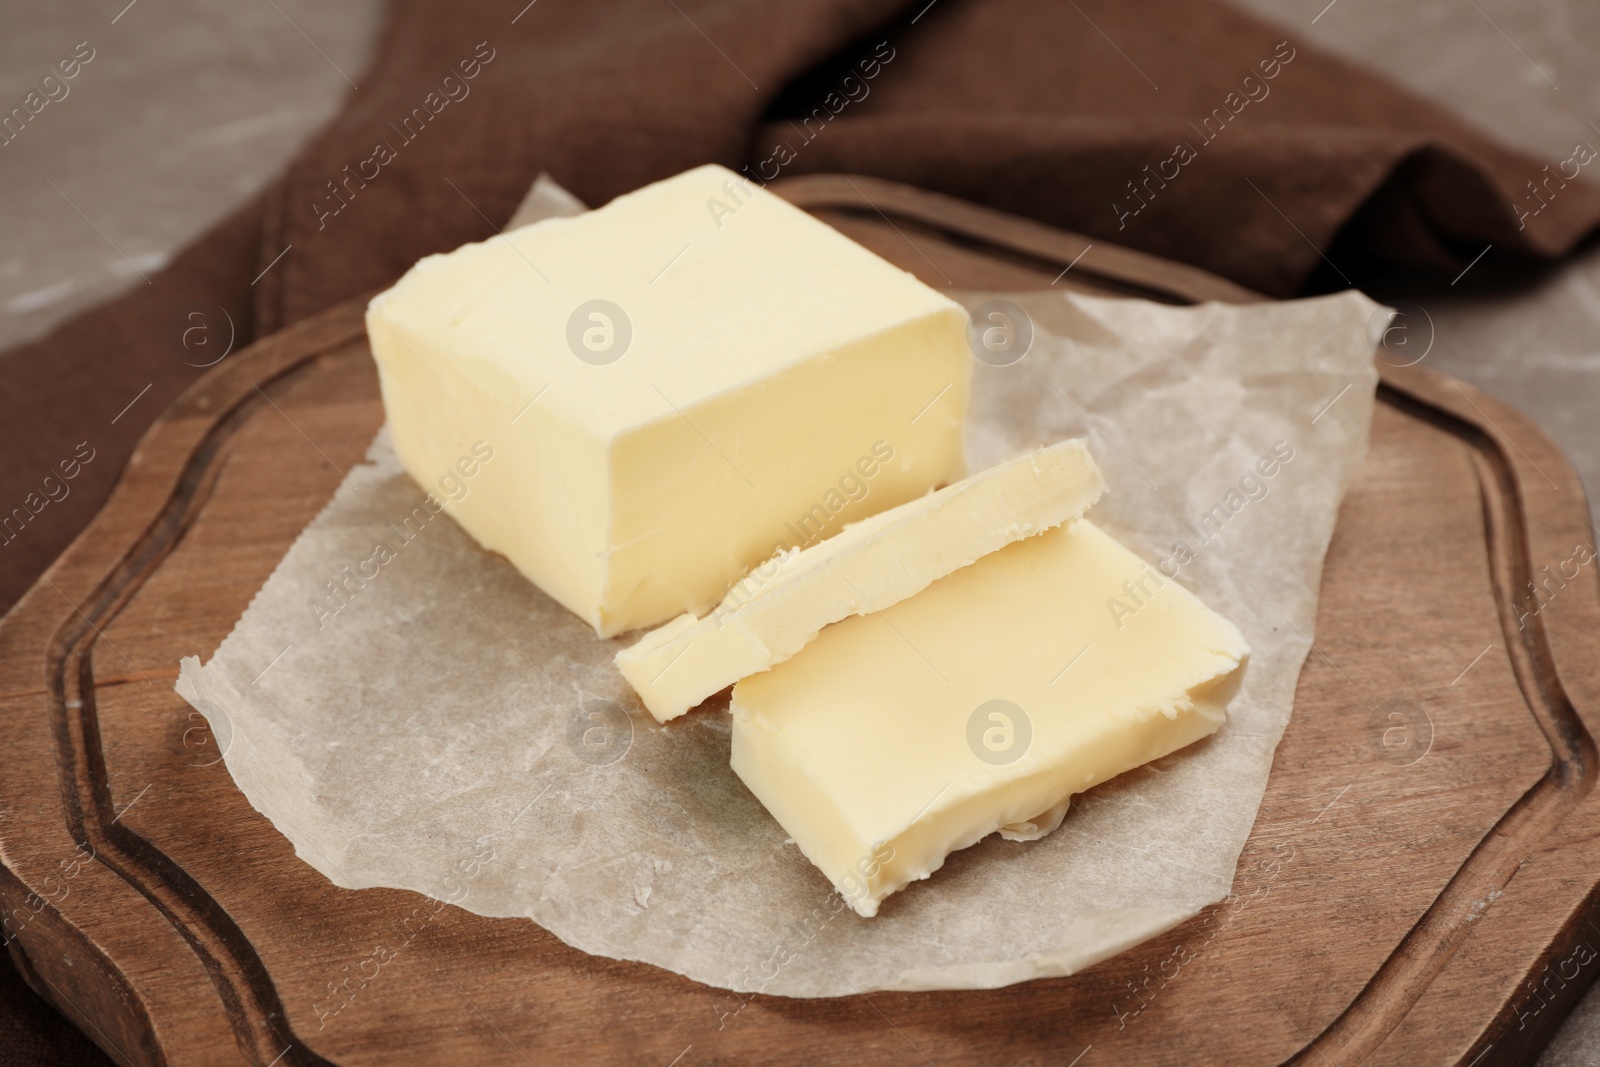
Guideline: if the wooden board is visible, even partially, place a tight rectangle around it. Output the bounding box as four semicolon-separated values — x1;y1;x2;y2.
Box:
2;175;1598;1067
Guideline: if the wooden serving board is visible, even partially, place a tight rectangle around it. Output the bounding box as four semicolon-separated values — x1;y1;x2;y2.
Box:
2;175;1598;1067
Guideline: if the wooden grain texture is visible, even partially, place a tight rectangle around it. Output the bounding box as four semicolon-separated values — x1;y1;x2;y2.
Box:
2;175;1598;1066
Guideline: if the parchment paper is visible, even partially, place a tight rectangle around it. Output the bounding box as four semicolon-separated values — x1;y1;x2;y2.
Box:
177;288;1381;996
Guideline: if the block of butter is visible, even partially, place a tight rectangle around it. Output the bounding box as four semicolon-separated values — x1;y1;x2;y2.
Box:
366;164;971;636
617;439;1106;722
731;518;1249;917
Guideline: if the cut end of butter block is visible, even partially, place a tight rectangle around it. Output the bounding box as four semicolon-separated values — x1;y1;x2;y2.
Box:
366;163;972;636
617;439;1106;722
730;518;1249;918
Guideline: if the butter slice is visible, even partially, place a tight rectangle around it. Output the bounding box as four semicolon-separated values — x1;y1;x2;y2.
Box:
731;519;1249;917
366;164;970;636
617;439;1106;722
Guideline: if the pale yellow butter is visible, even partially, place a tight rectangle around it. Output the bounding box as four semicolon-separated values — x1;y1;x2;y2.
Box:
366;164;971;636
617;439;1106;722
731;518;1249;917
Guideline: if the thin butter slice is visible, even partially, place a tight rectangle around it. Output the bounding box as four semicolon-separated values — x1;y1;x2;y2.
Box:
730;518;1249;917
617;439;1106;722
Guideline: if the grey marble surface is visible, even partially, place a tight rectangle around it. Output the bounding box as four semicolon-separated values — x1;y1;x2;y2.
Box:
0;0;381;351
2;0;1598;1061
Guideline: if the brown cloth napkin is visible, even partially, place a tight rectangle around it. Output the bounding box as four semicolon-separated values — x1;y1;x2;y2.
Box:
2;0;1598;1056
